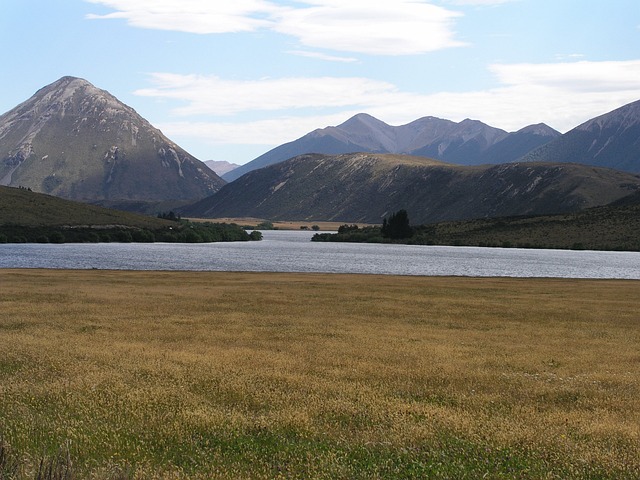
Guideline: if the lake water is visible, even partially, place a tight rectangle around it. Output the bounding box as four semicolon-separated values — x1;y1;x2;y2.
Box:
1;230;640;279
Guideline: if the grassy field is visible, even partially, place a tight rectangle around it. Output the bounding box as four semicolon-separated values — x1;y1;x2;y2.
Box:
0;270;638;479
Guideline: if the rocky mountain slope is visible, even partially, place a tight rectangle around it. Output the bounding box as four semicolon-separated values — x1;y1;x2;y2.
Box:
521;99;640;173
222;114;560;181
185;153;640;223
0;76;225;204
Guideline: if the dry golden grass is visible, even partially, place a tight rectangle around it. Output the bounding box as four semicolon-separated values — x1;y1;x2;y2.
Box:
0;270;638;478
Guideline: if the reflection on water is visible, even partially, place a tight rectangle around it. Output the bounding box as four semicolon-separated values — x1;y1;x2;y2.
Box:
1;230;640;279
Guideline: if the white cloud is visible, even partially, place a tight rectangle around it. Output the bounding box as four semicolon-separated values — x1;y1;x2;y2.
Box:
85;0;279;33
158;114;354;145
287;50;359;63
141;59;640;148
135;73;404;116
444;0;514;5
490;60;640;93
86;0;466;55
272;1;466;55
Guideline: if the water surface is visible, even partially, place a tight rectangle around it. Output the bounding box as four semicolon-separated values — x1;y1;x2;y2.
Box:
1;230;639;279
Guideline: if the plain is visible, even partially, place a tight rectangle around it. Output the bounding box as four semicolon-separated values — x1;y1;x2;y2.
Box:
0;270;638;479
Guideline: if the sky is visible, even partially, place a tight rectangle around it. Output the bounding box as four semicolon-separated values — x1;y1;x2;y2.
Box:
1;0;639;165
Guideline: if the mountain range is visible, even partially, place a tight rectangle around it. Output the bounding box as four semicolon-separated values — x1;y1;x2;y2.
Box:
0;77;224;205
3;76;640;226
222;114;561;181
184;153;640;224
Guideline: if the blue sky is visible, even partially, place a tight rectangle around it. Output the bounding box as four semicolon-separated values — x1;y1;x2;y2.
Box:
1;0;639;165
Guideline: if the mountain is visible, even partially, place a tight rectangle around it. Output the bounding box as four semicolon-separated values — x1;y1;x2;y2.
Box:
0;76;225;204
520;99;640;173
184;153;640;224
204;160;240;176
222;114;560;181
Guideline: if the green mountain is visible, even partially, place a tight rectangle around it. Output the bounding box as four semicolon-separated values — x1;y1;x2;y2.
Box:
0;76;225;205
183;153;640;223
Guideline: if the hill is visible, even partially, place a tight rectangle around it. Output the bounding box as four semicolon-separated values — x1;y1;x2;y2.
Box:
314;192;640;251
0;185;257;243
520;99;640;173
0;76;225;205
183;153;640;223
222;114;560;181
0;185;170;228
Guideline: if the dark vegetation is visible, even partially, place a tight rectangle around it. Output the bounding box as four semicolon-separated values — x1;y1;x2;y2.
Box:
0;186;260;244
313;197;640;251
0;222;259;244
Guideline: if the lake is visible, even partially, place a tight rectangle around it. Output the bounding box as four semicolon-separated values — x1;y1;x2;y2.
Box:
1;230;640;279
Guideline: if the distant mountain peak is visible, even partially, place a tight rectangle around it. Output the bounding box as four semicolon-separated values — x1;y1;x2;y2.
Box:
515;123;561;136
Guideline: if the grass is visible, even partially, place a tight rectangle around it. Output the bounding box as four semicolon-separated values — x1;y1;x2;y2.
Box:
0;186;171;228
0;270;638;478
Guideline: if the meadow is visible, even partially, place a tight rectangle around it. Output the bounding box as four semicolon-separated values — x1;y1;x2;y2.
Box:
0;269;638;479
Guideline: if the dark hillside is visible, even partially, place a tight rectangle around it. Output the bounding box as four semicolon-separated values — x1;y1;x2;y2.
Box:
184;153;640;224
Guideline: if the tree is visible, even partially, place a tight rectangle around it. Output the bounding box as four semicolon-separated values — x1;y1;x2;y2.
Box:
381;210;412;239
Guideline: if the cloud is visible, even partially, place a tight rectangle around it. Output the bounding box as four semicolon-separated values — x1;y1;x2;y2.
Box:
272;1;466;55
86;0;466;55
489;60;640;93
85;0;279;34
157;114;354;145
139;59;640;148
444;0;514;5
287;50;359;63
135;73;404;116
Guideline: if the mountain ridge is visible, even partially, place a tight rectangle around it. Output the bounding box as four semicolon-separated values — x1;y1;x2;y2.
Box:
222;114;560;181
